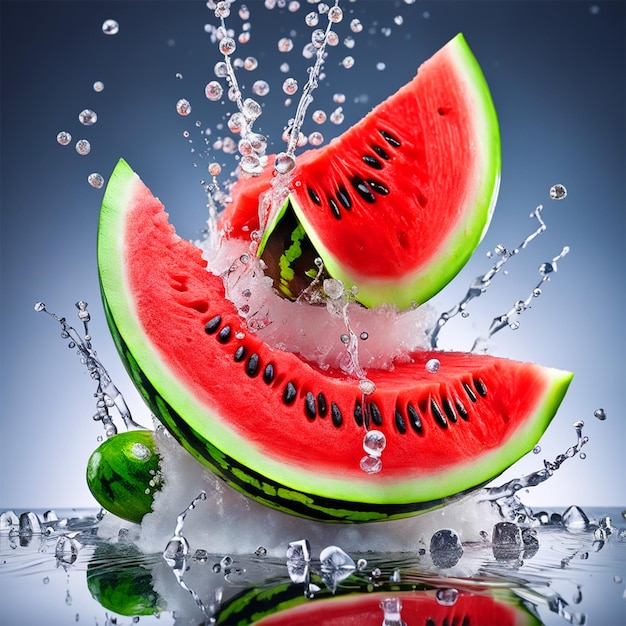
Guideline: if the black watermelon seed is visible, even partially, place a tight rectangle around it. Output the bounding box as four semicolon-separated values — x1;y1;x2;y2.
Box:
426;619;436;626
407;403;422;433
368;179;389;196
362;154;383;170
283;381;297;404
204;315;221;334
217;325;232;343
369;401;382;426
417;193;428;207
317;392;328;417
443;398;457;423
307;186;321;205
233;345;246;362
395;409;407;434
245;353;259;377
372;144;390;160
463;381;477;403
354;400;364;427
331;402;343;427
430;398;448;429
474;378;487;397
455;398;469;420
437;107;446;115
263;363;275;384
305;392;316;419
379;129;401;147
328;196;341;220
351;178;376;203
336;185;351;209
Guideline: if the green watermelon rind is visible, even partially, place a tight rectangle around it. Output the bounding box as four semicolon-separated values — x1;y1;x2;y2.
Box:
98;159;572;522
290;33;501;309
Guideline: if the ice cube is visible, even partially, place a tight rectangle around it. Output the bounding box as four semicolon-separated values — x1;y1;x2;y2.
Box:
429;529;463;568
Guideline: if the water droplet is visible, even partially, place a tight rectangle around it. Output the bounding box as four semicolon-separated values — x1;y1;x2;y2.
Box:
208;163;222;177
274;152;296;174
333;93;346;104
550;183;567;200
305;11;319;27
359;331;369;341
56;131;72;146
102;19;119;35
75;139;91;155
359;378;376;395
350;18;363;33
340;333;350;345
242;97;262;120
394;15;404;25
342;56;355;69
93;81;104;92
205;80;223;101
360;455;382;474
131;442;151;460
533;445;541;454
363;430;386;457
278;37;294;52
593;408;606;421
176;99;192;116
78;109;97;125
282;77;298;95
308;131;323;146
376;62;386;71
252;80;270;96
323;278;344;299
328;6;343;22
425;358;440;373
34;301;46;312
436;588;459;606
329;107;344;124
88;173;104;189
219;37;236;56
494;243;507;256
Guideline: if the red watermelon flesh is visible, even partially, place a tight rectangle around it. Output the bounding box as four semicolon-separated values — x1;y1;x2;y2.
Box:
220;33;501;309
98;159;572;522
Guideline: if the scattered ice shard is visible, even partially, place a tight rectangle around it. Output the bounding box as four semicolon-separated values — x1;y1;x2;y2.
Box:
492;522;523;561
562;505;590;532
429;529;463;568
319;545;355;592
286;539;311;584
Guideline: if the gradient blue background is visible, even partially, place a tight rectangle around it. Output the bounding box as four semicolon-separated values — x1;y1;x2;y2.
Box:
1;1;624;510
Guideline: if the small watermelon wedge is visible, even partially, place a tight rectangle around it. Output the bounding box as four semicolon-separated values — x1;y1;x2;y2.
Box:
97;159;572;522
221;33;501;309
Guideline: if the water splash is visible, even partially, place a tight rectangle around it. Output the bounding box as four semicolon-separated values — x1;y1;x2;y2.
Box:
34;300;145;436
429;195;568;350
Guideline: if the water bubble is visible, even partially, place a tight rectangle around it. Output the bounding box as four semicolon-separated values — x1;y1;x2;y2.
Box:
252;80;270;96
425;358;440;373
205;81;223;101
288;0;300;11
102;19;119;35
176;99;192;116
342;56;355;69
131;442;151;461
93;81;104;92
494;243;507;256
34;301;46;312
340;333;350;344
278;37;294;52
343;36;355;49
394;15;404;25
208;163;222;177
274;152;296;174
363;430;386;457
550;183;567;200
360;455;382;474
75;139;91;155
333;93;346;104
436;588;459;606
533;445;541;454
312;109;327;124
88;173;104;189
593;407;606;421
214;61;228;78
219;37;236;56
214;1;231;18
79;109;97;125
311;28;327;48
56;131;72;146
376;62;386;71
359;331;369;341
329;107;344;124
242;98;262;120
539;262;553;275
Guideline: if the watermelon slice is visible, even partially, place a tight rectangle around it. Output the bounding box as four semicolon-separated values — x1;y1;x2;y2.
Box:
97;159;572;522
217;586;541;626
220;33;501;309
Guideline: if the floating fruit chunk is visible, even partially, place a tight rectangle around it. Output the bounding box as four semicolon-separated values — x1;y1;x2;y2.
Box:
86;429;161;524
221;33;501;308
97;159;572;523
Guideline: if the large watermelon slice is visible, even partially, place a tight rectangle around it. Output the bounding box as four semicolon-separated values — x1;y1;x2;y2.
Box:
97;159;572;523
220;33;501;309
